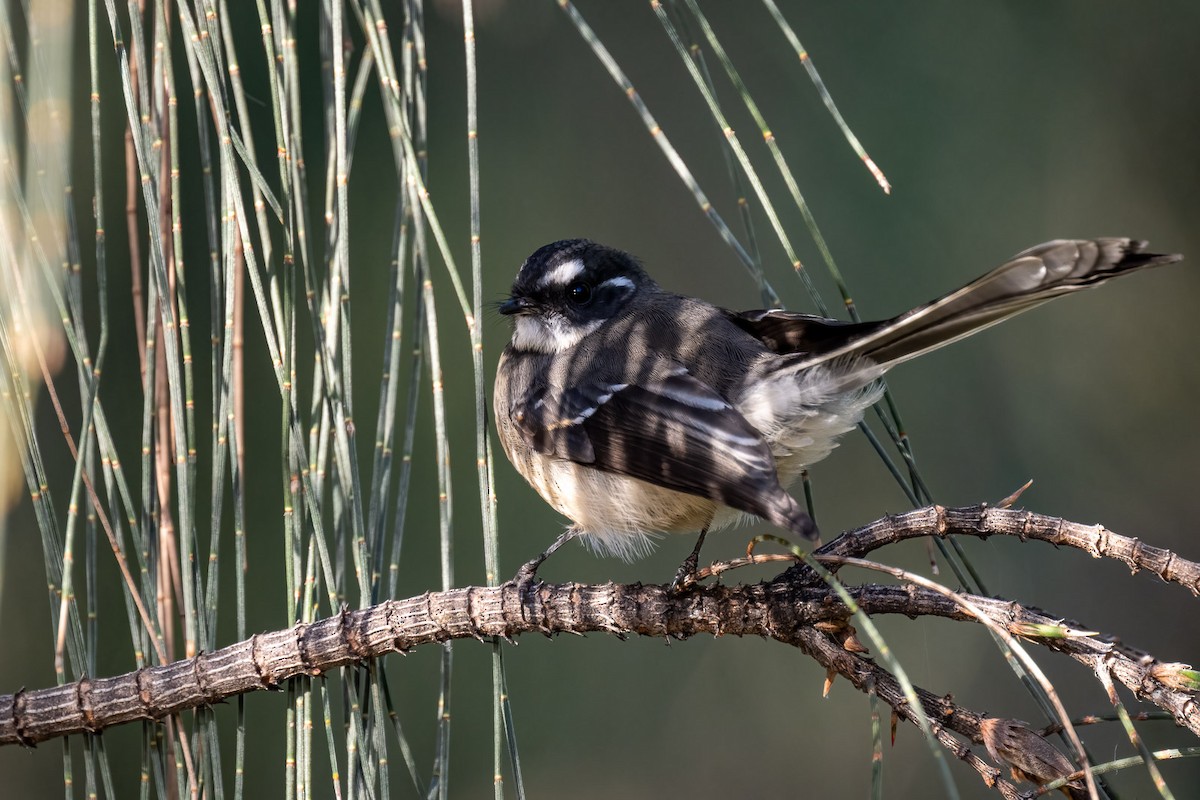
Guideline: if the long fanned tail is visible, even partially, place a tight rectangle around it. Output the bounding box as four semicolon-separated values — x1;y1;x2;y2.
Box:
850;238;1180;369
734;238;1182;373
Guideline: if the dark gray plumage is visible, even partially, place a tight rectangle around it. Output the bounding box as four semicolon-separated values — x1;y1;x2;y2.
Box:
494;238;1180;568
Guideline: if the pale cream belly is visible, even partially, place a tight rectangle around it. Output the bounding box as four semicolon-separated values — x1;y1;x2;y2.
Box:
510;445;748;561
496;363;881;561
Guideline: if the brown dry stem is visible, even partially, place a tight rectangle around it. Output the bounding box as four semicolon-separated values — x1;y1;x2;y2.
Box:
2;505;1197;800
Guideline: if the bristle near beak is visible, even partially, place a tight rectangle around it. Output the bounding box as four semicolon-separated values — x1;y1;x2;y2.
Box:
499;296;535;316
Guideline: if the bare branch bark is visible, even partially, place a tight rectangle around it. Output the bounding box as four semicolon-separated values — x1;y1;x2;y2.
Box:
795;504;1200;594
2;505;1197;800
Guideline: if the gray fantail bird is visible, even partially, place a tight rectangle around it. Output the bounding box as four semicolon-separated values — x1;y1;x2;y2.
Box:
493;237;1181;589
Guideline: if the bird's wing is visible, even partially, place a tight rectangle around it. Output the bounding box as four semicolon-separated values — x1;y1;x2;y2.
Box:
512;364;813;536
726;308;882;356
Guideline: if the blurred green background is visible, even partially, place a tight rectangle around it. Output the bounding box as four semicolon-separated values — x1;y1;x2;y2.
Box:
3;1;1200;797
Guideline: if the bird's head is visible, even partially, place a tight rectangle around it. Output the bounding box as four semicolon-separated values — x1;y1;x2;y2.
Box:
500;239;657;354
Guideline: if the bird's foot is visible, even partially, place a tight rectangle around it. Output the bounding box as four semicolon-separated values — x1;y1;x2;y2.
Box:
511;555;547;620
669;524;711;594
508;527;581;619
669;551;702;594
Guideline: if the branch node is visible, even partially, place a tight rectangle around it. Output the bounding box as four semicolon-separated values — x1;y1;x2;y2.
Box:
341;606;371;663
1127;533;1144;575
1085;518;1103;557
427;591;454;643
387;601;413;655
1181;697;1200;727
971;503;987;526
11;688;33;747
535;584;555;638
135;667;155;719
934;504;948;535
75;675;97;733
192;651;215;707
465;587;487;642
250;633;279;689
295;622;319;677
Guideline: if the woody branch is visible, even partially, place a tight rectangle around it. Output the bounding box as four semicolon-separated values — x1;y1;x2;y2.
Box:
1;506;1197;797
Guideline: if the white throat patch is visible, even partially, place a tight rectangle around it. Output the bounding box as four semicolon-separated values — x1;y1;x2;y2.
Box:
512;314;601;354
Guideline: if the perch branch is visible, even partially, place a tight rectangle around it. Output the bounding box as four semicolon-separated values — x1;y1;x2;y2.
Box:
800;504;1200;594
1;506;1197;800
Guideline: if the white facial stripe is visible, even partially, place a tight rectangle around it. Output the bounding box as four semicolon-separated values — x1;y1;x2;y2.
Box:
597;276;634;292
512;315;603;354
537;258;586;289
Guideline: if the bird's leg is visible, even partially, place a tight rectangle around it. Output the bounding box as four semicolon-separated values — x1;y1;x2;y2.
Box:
511;527;582;611
670;521;712;593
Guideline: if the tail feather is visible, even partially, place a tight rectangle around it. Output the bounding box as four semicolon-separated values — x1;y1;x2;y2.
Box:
792;238;1180;371
764;490;819;542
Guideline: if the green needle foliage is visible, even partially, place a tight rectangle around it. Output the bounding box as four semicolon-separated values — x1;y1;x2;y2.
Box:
1;2;1197;799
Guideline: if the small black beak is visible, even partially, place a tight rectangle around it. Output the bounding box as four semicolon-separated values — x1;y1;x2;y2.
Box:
498;296;534;316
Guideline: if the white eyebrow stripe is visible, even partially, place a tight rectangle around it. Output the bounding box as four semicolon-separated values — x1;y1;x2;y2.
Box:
537;258;586;288
597;276;634;292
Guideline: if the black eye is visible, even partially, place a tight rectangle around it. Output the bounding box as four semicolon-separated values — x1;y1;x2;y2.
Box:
567;281;592;305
